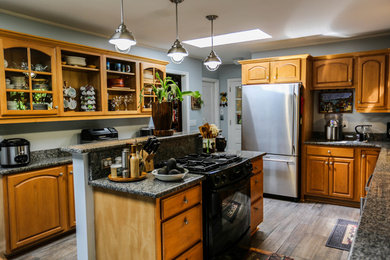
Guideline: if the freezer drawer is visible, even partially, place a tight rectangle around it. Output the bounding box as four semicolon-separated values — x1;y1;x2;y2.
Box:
263;155;298;198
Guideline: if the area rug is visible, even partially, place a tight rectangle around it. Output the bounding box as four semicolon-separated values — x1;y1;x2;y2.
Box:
325;218;358;251
246;248;294;260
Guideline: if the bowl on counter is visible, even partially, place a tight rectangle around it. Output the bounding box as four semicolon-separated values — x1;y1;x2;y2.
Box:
151;168;188;181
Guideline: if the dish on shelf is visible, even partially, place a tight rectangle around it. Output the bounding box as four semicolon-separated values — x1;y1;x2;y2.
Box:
61;61;66;65
65;56;86;67
108;78;124;86
87;65;97;69
151;168;188;181
4;59;8;68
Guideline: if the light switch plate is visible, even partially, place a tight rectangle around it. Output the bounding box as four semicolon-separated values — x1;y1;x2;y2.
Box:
101;158;112;169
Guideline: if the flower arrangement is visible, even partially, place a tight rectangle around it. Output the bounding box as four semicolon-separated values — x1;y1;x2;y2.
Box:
199;123;220;153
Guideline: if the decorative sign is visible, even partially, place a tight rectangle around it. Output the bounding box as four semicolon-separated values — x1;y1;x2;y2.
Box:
191;96;202;110
319;91;353;113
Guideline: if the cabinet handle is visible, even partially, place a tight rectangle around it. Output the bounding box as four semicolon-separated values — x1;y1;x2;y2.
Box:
327;150;331;154
325;161;328;165
329;161;333;165
274;76;276;79
255;180;259;184
266;76;269;80
184;217;188;225
362;154;366;158
54;106;58;109
349;79;352;82
183;196;188;204
358;101;361;104
69;171;73;174
254;207;259;210
59;172;63;176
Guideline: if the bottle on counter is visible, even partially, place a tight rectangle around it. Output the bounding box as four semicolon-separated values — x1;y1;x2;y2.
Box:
137;144;145;175
130;145;139;178
122;148;130;178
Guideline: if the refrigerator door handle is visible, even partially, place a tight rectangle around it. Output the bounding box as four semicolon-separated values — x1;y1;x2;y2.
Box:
291;85;300;156
263;158;295;164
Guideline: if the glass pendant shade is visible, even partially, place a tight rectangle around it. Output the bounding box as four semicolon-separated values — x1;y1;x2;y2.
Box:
204;50;221;71
167;39;188;64
109;0;136;53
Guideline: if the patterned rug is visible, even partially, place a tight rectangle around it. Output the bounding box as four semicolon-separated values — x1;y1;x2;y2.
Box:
325;219;358;251
246;248;294;260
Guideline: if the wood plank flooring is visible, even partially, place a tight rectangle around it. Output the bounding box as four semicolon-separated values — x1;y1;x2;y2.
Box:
6;198;359;260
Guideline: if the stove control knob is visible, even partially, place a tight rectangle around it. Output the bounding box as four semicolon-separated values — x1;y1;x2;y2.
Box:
214;175;221;185
221;174;227;183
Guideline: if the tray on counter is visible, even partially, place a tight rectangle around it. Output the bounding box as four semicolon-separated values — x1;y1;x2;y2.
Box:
108;172;147;182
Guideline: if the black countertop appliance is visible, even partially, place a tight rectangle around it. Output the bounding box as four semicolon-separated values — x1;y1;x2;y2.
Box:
80;128;118;143
0;138;30;168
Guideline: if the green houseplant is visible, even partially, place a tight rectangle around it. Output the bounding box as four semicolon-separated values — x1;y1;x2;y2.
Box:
140;73;202;133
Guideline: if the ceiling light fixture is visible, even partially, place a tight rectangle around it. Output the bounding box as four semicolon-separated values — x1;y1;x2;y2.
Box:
167;0;188;64
109;0;136;53
204;15;221;71
184;29;272;48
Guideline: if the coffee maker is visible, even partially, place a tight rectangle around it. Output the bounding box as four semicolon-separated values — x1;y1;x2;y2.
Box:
355;125;372;142
324;114;343;141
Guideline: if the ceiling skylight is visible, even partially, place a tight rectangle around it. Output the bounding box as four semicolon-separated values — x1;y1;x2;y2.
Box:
183;29;271;48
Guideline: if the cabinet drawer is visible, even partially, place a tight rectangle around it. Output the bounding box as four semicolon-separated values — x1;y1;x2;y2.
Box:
176;242;203;260
250;198;263;234
307;146;354;158
161;185;201;220
162;205;202;259
250;173;263;203
251;158;263;174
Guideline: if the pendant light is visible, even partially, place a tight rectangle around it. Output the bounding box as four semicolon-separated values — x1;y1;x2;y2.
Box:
204;15;222;71
109;0;136;53
167;0;188;64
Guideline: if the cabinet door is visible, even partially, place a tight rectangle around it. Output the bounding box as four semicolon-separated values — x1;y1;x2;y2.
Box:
250;197;263;235
356;55;386;110
6;166;67;251
250;173;263;203
67;164;76;228
242;62;270;84
306;155;329;196
328;158;354;199
313;57;353;89
360;149;380;197
140;62;166;112
271;59;301;83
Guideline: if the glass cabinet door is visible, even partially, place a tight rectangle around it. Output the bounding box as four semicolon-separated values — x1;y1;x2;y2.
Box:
140;62;166;112
1;39;57;115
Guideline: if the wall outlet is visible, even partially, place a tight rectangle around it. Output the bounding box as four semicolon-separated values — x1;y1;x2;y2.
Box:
101;158;112;169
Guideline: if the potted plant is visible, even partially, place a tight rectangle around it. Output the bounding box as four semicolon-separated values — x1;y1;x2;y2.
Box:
140;73;202;134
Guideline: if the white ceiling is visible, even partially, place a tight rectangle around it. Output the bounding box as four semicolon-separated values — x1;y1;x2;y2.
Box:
1;0;390;63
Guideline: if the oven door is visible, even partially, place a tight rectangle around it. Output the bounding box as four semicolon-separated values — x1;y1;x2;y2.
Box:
207;175;251;258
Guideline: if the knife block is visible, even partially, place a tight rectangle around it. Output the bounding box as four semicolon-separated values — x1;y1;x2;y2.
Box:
141;150;155;172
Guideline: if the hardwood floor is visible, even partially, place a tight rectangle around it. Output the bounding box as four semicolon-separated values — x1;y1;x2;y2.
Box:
5;198;359;260
250;198;360;260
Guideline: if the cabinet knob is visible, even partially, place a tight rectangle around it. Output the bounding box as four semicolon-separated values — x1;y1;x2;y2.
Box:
255;180;258;184
274;76;276;79
266;76;269;79
325;161;328;165
329;161;333;165
54;106;58;109
70;171;73;174
362;154;366;158
183;196;188;204
358;101;361;104
349;79;352;82
59;172;63;176
254;207;259;210
184;217;188;225
328;150;331;154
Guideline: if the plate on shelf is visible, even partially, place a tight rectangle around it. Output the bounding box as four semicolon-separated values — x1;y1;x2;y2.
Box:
151;168;188;181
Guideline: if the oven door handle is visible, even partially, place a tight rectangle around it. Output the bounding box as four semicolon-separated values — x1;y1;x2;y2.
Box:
263;157;294;164
211;173;251;192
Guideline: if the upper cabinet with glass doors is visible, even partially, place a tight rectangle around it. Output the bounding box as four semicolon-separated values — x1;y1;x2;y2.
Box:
140;62;166;112
0;38;58;115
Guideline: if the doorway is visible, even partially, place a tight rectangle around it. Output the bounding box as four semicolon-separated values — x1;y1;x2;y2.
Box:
227;78;242;151
201;78;220;127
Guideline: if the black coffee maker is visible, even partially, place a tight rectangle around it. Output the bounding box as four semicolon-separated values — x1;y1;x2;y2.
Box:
355;125;372;142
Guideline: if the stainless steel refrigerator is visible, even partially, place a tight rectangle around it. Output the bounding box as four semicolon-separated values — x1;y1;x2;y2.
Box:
242;83;300;199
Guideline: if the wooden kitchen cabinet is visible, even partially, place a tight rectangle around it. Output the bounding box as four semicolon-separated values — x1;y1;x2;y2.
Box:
358;148;380;197
356;54;387;111
94;183;203;260
305;145;356;202
250;157;263;235
241;59;301;84
4;166;68;253
312;57;354;89
67;164;76;229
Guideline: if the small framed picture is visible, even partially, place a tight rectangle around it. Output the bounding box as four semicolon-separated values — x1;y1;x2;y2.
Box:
191;96;202;110
319;90;353;113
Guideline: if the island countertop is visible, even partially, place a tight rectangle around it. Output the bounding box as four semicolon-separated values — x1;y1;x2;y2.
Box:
348;141;390;258
89;173;205;198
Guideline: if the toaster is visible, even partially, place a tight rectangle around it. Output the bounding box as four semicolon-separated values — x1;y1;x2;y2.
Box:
0;138;30;168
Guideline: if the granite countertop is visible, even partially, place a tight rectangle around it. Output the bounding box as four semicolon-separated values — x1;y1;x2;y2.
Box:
0;149;72;175
349;141;390;258
62;132;200;154
89;173;205;198
304;139;381;148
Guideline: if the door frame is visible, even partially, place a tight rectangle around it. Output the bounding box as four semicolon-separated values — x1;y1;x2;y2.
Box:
202;77;220;128
167;69;190;133
227;78;242;150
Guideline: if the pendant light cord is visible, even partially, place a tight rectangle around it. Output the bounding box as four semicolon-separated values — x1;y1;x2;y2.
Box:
211;19;214;51
120;0;124;24
175;2;179;39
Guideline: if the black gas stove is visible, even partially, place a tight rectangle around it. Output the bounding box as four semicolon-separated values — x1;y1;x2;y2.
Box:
159;153;252;259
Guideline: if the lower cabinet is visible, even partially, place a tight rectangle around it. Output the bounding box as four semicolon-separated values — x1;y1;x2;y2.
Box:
304;145;381;205
2;164;75;254
67;164;76;228
93;183;203;260
250;157;264;235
